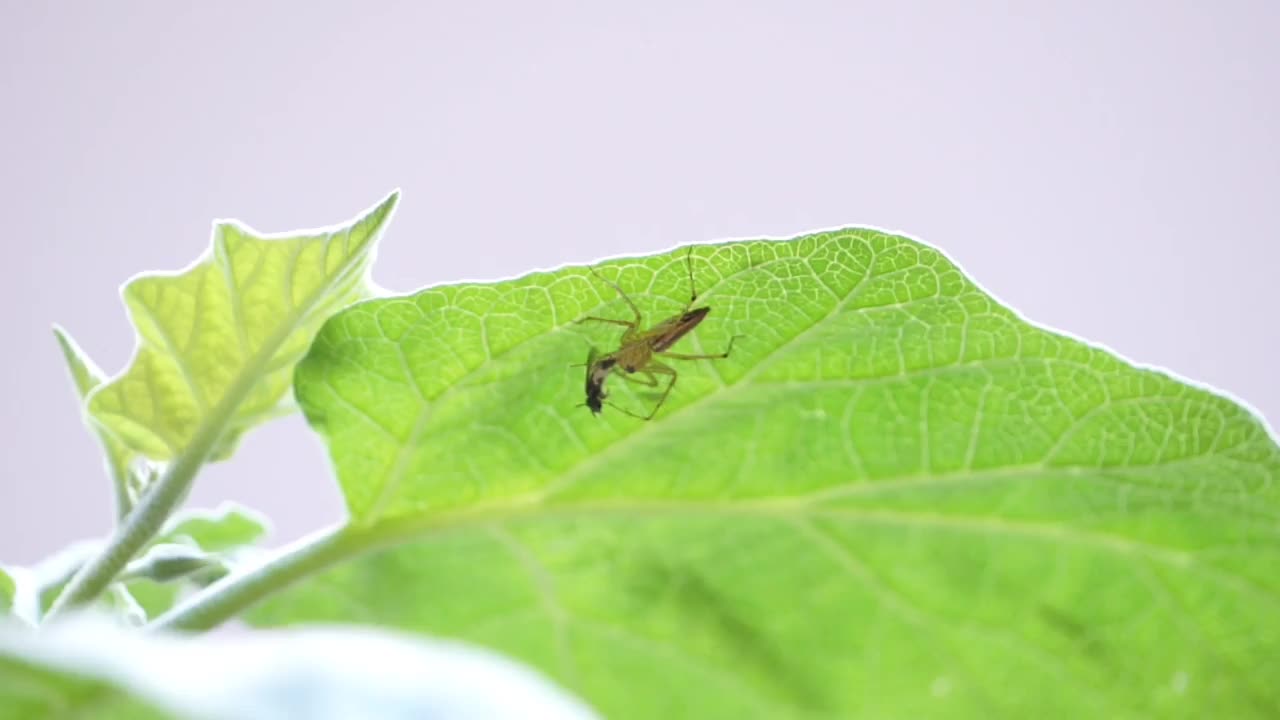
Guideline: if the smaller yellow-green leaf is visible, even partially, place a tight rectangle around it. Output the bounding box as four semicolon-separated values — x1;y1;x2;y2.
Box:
86;190;399;463
121;580;180;624
158;502;268;552
123;504;266;620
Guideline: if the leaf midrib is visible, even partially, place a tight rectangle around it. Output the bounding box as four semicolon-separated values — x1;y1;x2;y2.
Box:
320;489;1280;647
353;492;1197;570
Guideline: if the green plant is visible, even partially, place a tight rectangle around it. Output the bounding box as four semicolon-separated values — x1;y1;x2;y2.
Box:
2;192;1277;719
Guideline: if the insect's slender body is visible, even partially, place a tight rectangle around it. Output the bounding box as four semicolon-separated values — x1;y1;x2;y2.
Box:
575;249;737;420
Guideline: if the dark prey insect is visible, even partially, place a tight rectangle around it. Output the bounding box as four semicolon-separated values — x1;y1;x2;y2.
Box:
574;248;738;420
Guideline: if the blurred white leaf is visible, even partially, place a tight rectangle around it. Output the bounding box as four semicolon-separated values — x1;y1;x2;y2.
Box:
0;616;600;720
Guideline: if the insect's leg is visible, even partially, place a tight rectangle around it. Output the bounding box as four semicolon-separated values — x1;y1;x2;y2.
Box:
660;335;741;361
595;369;660;418
574;316;636;330
615;371;660;387
638;361;678;420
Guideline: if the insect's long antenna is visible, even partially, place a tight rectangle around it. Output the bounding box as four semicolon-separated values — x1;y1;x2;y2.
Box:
685;247;697;305
588;264;643;323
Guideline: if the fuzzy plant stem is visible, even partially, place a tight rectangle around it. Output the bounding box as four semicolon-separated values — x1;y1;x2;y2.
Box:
44;368;263;621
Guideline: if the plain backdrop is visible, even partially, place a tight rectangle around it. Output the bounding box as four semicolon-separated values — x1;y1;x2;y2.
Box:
1;2;1276;564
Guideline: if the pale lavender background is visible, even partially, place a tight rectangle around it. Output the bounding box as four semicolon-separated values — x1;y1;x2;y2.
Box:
1;3;1276;563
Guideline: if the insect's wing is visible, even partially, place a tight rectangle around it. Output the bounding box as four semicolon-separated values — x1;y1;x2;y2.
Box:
648;307;711;353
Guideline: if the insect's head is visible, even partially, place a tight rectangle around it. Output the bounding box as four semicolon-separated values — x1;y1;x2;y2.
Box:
585;380;606;414
583;348;617;416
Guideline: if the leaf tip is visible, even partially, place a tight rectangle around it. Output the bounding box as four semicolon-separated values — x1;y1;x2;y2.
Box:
51;323;106;398
51;322;75;355
364;188;401;228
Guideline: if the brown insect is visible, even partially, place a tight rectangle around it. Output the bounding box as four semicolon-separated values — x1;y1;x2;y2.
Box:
574;248;738;420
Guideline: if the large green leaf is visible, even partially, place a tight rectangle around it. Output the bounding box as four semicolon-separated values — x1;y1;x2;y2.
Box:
247;231;1280;719
0;617;598;719
83;191;399;463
